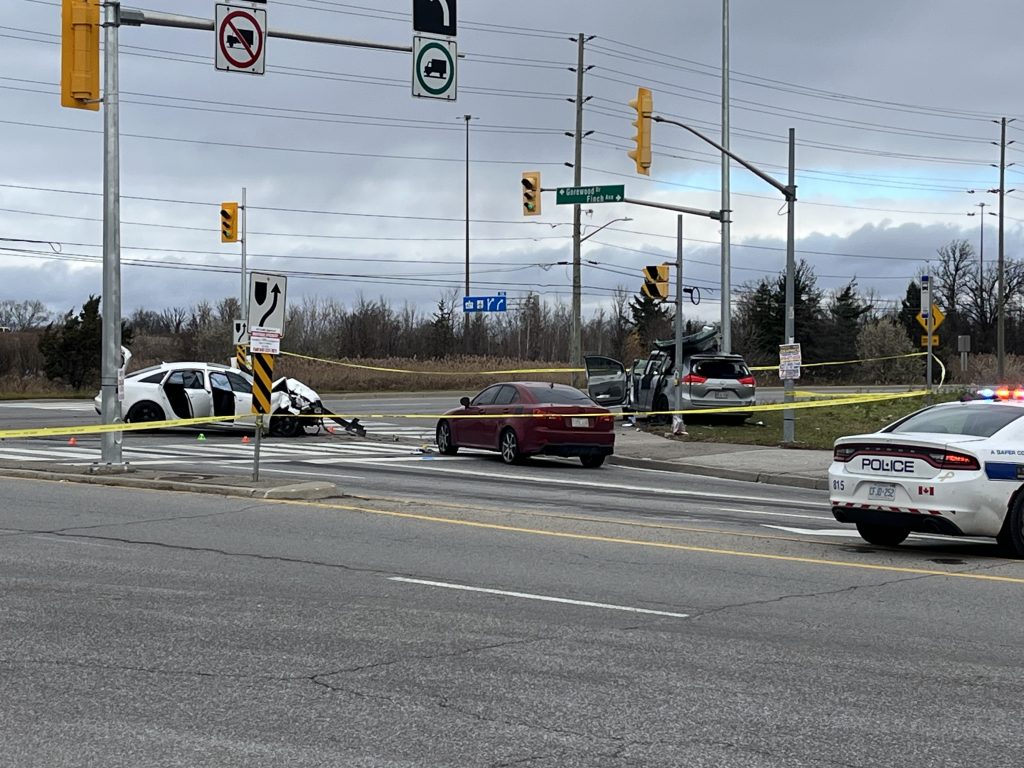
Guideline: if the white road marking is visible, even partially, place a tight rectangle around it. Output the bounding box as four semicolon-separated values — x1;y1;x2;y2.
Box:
714;506;831;521
350;461;829;510
0;402;96;411
388;577;689;619
762;525;995;544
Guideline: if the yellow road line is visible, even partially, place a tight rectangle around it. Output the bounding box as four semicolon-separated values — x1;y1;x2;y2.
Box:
277;498;1024;585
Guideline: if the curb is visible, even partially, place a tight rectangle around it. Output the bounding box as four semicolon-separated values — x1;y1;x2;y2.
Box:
608;455;829;491
0;467;339;500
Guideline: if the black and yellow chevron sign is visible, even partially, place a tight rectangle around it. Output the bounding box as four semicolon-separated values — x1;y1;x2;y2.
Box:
235;344;249;372
251;353;275;415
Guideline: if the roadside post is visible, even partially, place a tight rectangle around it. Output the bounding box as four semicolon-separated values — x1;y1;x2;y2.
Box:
673;215;686;435
922;275;933;390
958;334;971;373
247;272;287;481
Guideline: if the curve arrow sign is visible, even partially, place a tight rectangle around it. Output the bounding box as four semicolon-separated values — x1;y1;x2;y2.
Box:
259;284;280;327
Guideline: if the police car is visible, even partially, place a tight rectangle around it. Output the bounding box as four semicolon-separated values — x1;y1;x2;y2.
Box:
829;392;1024;556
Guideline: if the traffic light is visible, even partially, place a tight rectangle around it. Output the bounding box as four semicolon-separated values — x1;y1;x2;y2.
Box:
221;202;239;242
642;264;669;301
628;87;653;175
61;0;100;111
521;171;541;216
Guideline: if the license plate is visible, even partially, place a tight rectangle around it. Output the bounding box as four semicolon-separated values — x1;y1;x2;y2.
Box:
868;483;897;501
714;391;730;399
571;417;590;428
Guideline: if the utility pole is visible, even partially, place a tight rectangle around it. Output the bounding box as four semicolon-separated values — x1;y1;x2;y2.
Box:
673;215;686;436
720;0;732;353
463;114;473;352
569;33;588;385
783;128;796;443
240;186;247;322
99;0;123;467
996;116;1015;380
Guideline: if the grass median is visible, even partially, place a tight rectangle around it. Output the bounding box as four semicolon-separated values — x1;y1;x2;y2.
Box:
649;391;964;450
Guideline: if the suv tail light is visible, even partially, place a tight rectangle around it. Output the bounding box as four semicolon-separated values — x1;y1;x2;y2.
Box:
738;375;756;386
681;374;706;384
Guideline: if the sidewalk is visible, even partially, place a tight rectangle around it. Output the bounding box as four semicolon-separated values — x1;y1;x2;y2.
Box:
608;424;832;491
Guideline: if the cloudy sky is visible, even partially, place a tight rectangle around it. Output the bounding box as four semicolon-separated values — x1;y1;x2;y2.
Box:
2;0;1023;329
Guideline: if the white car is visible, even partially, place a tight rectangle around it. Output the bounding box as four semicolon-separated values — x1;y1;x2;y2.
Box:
94;361;326;438
829;398;1024;556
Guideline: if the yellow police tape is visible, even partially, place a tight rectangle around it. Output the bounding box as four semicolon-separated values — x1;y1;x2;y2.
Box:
748;351;926;372
279;351;585;375
0;390;933;441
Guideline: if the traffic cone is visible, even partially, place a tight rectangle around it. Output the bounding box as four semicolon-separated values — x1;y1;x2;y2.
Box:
197;433;206;441
68;436;77;446
241;435;250;444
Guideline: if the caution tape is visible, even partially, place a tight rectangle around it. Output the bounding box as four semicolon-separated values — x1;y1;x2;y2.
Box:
0;390;936;441
749;351;926;372
280;351;584;376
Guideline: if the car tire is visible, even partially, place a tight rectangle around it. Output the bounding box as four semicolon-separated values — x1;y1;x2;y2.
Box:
855;522;910;548
125;401;165;425
269;412;303;438
580;454;605;469
997;496;1024;557
436;421;459;455
499;428;522;465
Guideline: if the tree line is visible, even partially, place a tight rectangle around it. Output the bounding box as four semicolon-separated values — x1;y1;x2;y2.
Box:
3;238;1020;390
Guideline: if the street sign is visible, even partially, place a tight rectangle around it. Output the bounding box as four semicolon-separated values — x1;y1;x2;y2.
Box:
247;272;287;334
779;342;802;380
215;3;267;75
915;304;945;331
412;36;457;100
250;326;281;355
233;318;249;345
921;334;940;347
463;295;507;313
920;274;930;318
413;0;456;38
556;185;625;205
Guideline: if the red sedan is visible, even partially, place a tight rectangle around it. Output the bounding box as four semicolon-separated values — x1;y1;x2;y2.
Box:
435;382;616;468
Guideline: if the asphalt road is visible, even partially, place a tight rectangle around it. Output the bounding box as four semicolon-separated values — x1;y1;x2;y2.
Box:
3;427;1024;765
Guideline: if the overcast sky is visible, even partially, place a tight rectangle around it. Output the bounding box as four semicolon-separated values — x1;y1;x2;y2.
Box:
2;0;1023;327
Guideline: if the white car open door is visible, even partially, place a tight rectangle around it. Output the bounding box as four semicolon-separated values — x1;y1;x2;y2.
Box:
583;355;628;407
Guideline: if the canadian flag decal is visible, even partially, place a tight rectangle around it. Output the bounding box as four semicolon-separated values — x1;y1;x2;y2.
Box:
918;486;935;496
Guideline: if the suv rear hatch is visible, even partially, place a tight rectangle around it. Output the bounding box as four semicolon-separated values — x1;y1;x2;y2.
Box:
684;355;756;408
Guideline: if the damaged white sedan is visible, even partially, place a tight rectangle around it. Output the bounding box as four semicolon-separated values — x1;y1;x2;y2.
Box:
94;361;362;437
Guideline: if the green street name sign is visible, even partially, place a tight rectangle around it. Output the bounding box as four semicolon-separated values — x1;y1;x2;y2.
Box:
555;184;625;205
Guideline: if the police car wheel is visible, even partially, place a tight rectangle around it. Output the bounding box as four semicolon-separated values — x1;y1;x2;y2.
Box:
855;522;910;548
997;496;1024;558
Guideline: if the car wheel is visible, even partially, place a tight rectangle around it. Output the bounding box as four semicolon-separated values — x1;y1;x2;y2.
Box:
580;454;605;469
997;495;1024;557
436;421;459;455
125;401;165;425
499;428;522;465
269;412;302;438
855;522;910;548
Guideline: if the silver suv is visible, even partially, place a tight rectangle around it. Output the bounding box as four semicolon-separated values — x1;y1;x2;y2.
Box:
585;351;756;423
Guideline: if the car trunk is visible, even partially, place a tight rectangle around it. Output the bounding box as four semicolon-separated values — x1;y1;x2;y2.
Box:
834;433;985;482
685;356;754;407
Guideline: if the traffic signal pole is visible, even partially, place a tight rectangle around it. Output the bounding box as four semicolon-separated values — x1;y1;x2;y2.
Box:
673;215;686;436
241;186;248;324
99;0;123;467
570;33;586;386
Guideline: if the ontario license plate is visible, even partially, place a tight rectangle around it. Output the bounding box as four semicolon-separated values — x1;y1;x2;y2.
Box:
868;483;897;501
571;417;590;428
715;391;730;399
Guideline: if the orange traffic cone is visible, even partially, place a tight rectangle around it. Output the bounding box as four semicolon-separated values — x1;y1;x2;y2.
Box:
68;436;77;446
241;435;250;444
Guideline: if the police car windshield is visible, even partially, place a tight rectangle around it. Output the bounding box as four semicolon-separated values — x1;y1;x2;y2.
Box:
886;403;1024;438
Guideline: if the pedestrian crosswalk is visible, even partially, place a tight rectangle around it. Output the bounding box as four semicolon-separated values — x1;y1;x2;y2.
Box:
0;436;453;467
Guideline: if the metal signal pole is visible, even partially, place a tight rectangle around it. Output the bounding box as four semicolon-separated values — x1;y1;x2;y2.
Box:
570;33;587;385
720;0;732;352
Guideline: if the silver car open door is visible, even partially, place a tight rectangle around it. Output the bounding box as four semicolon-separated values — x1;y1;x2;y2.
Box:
583;355;628;407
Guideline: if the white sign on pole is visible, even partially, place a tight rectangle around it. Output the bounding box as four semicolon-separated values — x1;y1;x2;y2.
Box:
247;272;287;335
249;326;281;355
412;35;457;100
233;319;249;345
920;274;931;319
779;342;802;380
215;3;267;75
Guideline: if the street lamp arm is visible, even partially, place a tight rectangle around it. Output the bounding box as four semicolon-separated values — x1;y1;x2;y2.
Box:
579;217;632;243
653;115;794;200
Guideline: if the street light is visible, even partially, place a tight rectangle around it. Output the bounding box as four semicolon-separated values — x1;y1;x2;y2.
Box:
459;114;478;350
580;216;632;244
